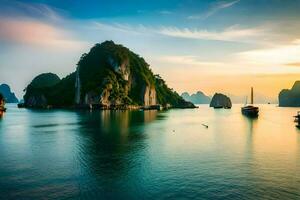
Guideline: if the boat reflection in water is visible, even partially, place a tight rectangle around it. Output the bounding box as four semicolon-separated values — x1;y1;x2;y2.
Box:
293;111;300;128
241;87;259;118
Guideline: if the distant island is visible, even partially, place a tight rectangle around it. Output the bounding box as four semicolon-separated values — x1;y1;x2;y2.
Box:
181;91;276;105
0;84;18;103
22;41;195;110
279;81;300;107
181;91;211;104
210;93;232;109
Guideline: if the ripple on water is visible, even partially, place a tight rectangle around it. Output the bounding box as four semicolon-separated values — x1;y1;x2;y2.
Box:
0;104;300;199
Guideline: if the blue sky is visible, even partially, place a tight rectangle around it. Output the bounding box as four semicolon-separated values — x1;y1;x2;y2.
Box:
1;0;300;100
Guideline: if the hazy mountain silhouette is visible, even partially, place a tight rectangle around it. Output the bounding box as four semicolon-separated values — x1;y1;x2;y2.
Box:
0;84;18;103
182;90;276;104
181;91;211;104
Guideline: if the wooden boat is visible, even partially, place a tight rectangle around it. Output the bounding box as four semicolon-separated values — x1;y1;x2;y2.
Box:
0;106;6;117
241;87;259;117
293;111;300;128
0;94;6;113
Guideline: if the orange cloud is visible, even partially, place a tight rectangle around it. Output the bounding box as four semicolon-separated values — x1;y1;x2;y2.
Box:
285;62;300;67
0;18;85;49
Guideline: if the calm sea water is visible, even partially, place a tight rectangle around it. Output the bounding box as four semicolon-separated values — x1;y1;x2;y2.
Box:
0;104;299;200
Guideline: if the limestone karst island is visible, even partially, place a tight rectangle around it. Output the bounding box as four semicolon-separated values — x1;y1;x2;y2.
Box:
22;41;195;110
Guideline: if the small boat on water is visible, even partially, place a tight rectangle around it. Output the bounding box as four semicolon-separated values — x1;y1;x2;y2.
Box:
293;111;300;128
241;87;259;117
0;93;6;116
0;107;6;117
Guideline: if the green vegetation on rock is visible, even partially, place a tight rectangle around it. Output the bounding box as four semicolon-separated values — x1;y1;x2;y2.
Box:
24;41;195;109
155;75;191;107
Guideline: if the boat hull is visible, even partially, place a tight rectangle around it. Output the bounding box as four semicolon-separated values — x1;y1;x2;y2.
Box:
241;106;259;117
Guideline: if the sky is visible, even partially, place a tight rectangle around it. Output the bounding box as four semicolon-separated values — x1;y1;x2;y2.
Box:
1;0;300;101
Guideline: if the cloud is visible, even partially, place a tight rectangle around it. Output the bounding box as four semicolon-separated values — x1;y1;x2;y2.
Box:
92;22;147;35
188;0;240;20
158;25;266;42
155;55;250;75
238;39;300;67
285;63;300;67
91;21;271;44
0;1;87;49
0;18;86;49
0;0;64;21
158;55;226;67
156;44;300;76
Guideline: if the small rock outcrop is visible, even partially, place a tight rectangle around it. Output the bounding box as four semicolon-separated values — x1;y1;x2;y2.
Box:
181;91;211;104
0;84;18;103
279;81;300;107
209;93;232;108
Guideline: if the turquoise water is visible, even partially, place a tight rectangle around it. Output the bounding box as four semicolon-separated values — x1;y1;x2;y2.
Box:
0;104;300;199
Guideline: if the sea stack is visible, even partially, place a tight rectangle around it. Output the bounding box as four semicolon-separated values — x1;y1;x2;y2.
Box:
209;93;232;109
279;81;300;107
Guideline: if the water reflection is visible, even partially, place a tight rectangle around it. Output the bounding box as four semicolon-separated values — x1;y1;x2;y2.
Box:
242;116;257;157
243;116;257;134
1;105;300;199
74;110;158;197
241;109;300;199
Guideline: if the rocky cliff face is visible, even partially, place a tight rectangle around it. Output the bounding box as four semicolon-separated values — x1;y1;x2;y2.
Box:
143;85;156;106
279;81;300;107
108;56;130;81
24;41;194;109
25;95;48;108
209;93;232;108
0;84;18;103
75;67;81;104
74;41;157;107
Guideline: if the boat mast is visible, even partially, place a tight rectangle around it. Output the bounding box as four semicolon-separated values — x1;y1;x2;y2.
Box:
251;87;253;105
